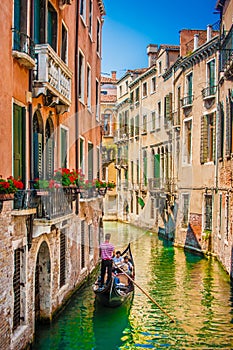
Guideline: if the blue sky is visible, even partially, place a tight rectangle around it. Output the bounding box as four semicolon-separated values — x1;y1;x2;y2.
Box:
101;0;219;78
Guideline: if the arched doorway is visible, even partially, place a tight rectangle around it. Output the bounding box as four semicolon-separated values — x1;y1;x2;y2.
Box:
35;241;51;323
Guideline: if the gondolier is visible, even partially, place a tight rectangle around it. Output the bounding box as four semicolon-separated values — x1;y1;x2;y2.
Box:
99;233;115;289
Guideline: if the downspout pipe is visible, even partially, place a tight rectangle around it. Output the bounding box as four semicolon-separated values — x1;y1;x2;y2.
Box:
75;0;80;214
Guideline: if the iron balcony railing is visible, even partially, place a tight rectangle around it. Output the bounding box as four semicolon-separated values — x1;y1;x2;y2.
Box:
202;85;217;99
181;95;193;108
12;29;35;59
220;25;233;73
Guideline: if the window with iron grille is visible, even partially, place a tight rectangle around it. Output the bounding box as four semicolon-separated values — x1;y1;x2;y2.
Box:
182;194;190;226
89;224;94;256
151;198;155;219
204;195;212;231
13;248;21;330
60;230;66;288
81;221;85;269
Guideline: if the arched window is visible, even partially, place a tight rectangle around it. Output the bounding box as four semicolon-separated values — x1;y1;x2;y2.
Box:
45;117;54;179
33;110;43;179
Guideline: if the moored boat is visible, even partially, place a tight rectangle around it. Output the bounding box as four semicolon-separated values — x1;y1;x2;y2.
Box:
93;243;134;307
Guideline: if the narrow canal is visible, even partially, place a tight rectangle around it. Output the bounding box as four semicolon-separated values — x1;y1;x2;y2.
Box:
33;222;233;349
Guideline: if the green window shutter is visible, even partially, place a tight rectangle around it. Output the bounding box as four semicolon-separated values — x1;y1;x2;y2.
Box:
47;3;57;51
225;96;231;157
60;128;67;168
143;154;147;185
33;132;43;179
154;154;160;179
34;0;41;43
14;0;21;31
200;116;208;164
88;143;93;180
46;138;54;179
13;105;26;183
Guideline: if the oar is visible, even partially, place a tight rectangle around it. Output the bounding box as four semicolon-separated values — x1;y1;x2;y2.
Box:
115;264;175;323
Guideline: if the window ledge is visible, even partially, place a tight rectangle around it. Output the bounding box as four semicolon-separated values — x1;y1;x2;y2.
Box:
12;50;35;69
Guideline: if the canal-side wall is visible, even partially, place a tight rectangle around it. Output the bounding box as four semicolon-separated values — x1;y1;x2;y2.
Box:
0;199;101;350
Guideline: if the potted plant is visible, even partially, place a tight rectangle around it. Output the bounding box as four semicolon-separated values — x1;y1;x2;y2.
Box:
107;181;116;190
0;176;23;200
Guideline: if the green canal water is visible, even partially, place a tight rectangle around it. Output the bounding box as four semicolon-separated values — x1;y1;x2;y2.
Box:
33;222;233;349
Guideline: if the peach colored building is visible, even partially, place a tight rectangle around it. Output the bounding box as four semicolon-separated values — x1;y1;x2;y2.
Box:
0;1;105;348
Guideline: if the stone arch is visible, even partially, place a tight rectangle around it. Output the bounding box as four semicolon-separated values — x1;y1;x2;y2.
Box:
34;240;51;323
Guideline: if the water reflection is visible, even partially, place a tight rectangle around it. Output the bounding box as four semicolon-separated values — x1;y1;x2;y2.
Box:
33;222;233;349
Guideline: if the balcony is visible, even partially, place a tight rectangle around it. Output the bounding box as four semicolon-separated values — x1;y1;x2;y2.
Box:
202;86;217;100
33;44;72;109
220;26;233;78
12;29;35;69
181;95;193;108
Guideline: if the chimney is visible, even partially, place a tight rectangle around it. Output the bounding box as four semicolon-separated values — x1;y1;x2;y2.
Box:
194;34;199;51
111;71;117;80
207;25;212;42
147;44;158;67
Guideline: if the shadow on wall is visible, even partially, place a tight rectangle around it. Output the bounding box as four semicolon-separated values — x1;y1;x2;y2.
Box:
184;223;202;252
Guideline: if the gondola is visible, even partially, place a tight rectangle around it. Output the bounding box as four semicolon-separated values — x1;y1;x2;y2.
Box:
93;243;134;307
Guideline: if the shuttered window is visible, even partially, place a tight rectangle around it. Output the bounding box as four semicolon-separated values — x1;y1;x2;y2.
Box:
200;116;208;164
45;118;54;179
200;113;216;164
225;91;233;157
88;143;93;180
34;0;46;44
61;23;67;63
135;115;139;137
143;150;147;186
217;102;224;160
154;153;160;180
60;127;68;169
183;119;192;164
13;104;26;184
33;111;43;179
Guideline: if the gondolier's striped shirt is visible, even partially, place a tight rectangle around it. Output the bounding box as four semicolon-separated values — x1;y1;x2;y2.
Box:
100;242;114;260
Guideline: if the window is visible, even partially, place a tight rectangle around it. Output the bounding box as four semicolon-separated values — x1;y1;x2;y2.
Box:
96;19;100;54
204;195;212;231
80;0;86;21
142;82;147;97
143;150;147;186
78;51;85;101
88;0;93;36
154;153;160;183
156;102;161;129
186;72;193;104
60;126;68;168
130;118;134;137
34;0;45;44
183;119;192;164
89;224;94;256
177;86;181;125
182;194;190;226
200;113;215;163
130;91;134;103
61;23;68;63
88;142;93;180
142;115;147;133
131;160;134;183
225;94;233;156
87;65;91;108
119;85;122;96
164;93;172;123
47;2;57;51
225;194;230;241
207;59;215;92
96;79;99;119
13;248;25;330
151;76;156;93
81;221;85;269
135;115;139;137
152;111;156;131
60;230;66;288
136;159;139;184
33;110;43;179
80;138;84;173
135;87;139;103
103;114;111;135
45;117;54;179
158;61;162;75
13;0;28;52
14;104;26;183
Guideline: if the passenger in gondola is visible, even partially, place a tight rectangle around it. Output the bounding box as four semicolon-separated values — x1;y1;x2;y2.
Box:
122;255;134;276
113;250;124;273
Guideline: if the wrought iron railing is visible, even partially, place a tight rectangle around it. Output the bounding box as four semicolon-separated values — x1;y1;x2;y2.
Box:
12;29;35;59
220;25;233;72
202;85;217;99
181;95;193;108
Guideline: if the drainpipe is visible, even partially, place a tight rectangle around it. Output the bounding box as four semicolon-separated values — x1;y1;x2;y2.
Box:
75;0;80;214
